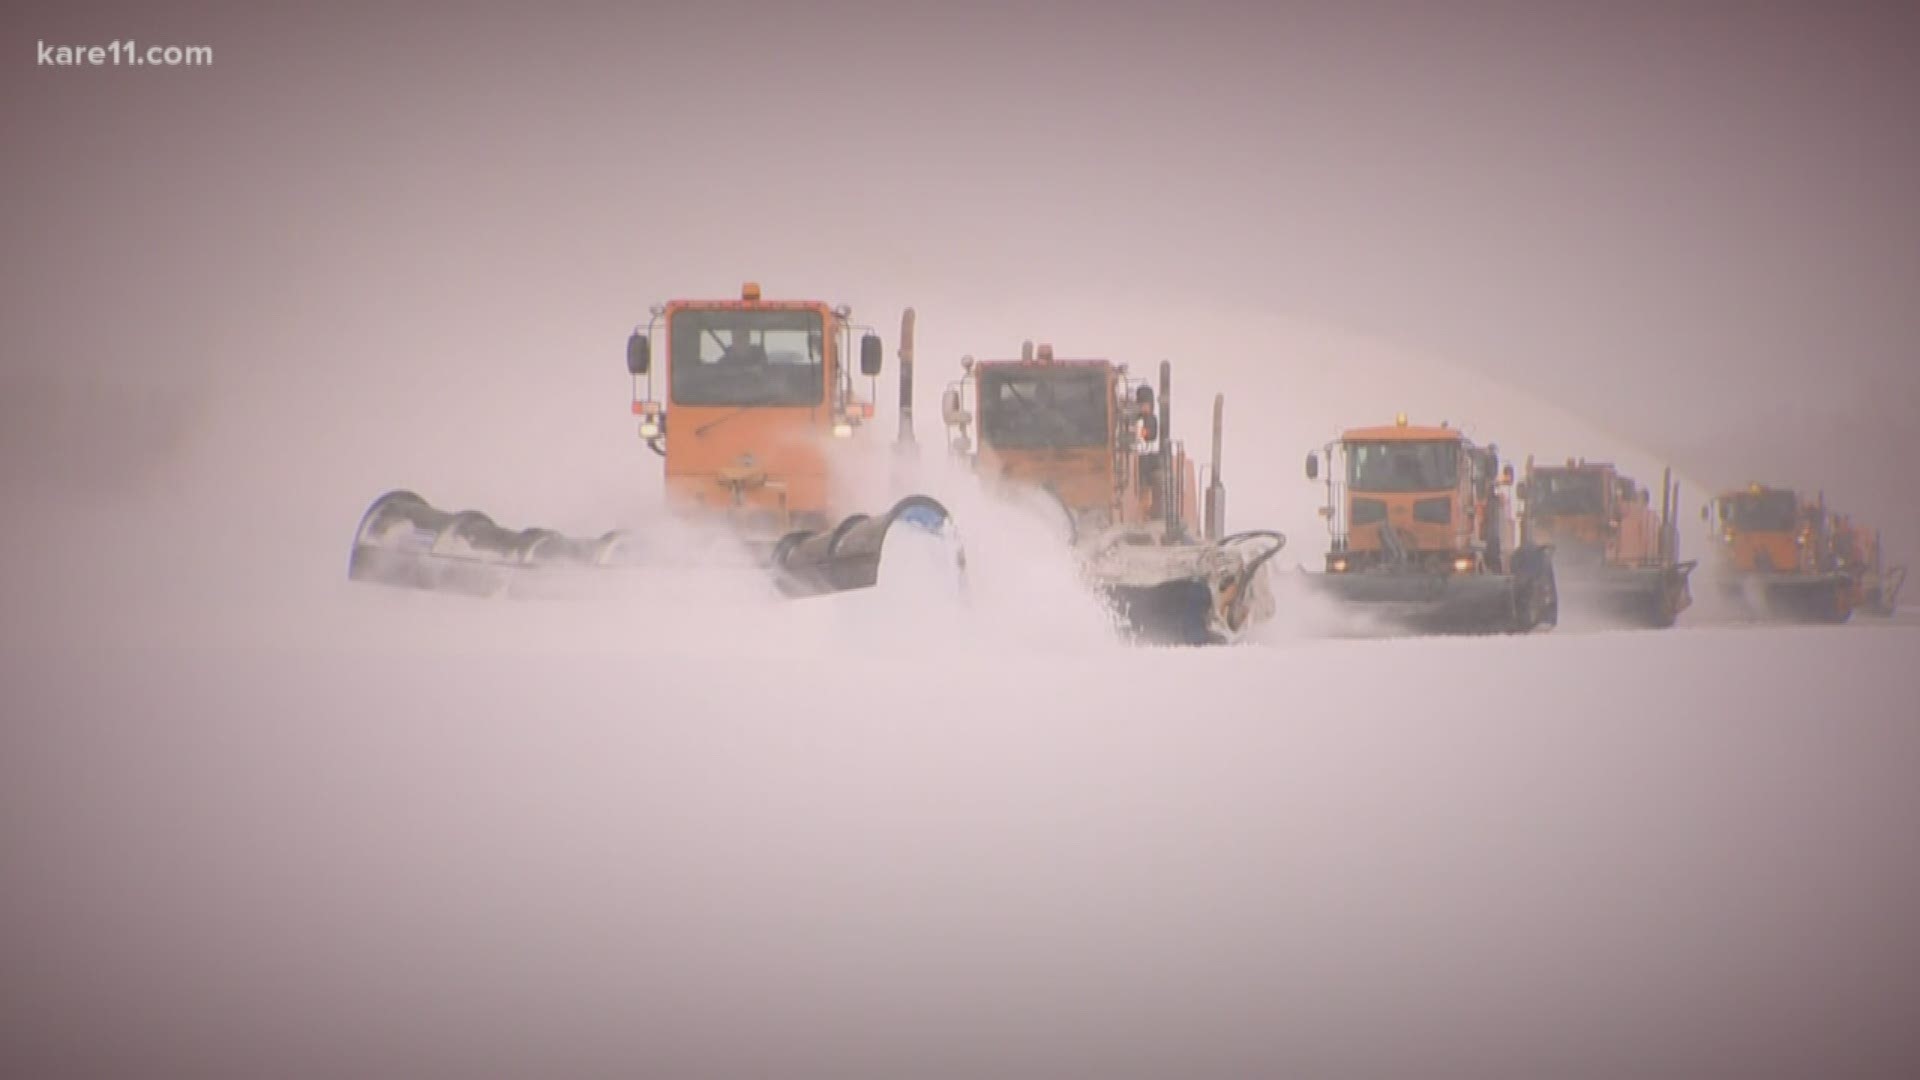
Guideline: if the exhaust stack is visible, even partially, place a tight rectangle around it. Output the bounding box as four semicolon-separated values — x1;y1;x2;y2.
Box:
1158;360;1176;538
1205;393;1225;542
897;307;916;447
1520;454;1536;547
1659;466;1674;562
1669;480;1682;563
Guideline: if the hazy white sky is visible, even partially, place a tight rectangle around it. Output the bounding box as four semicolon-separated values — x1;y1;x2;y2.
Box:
5;0;1916;542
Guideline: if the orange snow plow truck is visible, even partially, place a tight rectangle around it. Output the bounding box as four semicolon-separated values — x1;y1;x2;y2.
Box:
1303;414;1557;634
939;343;1284;644
1517;457;1695;627
346;283;961;600
1702;483;1873;622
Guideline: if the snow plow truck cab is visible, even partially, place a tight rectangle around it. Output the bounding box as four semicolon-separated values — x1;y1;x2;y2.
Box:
347;284;960;601
1303;414;1557;634
1703;483;1855;622
941;343;1284;644
1517;457;1694;627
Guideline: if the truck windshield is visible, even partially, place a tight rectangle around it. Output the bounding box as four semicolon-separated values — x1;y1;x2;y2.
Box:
1346;440;1459;493
1727;491;1799;532
1529;470;1604;516
670;309;825;407
979;367;1109;450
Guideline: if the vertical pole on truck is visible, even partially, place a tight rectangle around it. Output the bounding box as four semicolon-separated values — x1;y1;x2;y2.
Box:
1659;467;1674;564
1205;393;1225;542
896;308;916;448
1158;360;1176;539
1520;454;1536;547
1818;490;1830;569
1670;481;1682;564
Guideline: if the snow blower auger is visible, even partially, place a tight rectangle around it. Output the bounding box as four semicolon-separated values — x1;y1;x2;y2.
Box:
1702;484;1865;624
941;348;1284;645
1516;458;1696;628
346;286;963;603
347;490;638;599
347;489;957;601
1300;414;1557;636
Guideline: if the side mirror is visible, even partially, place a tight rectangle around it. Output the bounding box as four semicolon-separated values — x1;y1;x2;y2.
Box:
860;334;883;377
941;388;970;427
626;332;651;376
1305;452;1320;481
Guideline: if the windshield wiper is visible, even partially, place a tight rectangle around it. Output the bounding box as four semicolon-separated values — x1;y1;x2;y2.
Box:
695;407;751;437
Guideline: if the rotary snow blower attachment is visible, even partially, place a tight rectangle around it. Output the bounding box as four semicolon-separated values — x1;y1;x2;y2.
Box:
348;490;637;599
1517;458;1695;628
347;489;957;600
1702;485;1905;623
942;349;1283;644
1300;415;1557;636
347;286;963;604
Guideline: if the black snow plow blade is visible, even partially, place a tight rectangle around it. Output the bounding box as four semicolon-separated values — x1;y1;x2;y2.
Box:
1085;530;1286;645
1105;579;1220;646
1310;548;1558;635
1717;571;1856;624
1556;560;1696;628
347;489;961;602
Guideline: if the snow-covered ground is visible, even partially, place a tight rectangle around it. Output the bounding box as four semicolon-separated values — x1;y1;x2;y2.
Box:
4;440;1918;1076
2;284;1915;1075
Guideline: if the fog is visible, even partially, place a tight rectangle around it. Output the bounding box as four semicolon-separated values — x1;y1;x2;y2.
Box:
5;1;1920;1075
7;1;1919;540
